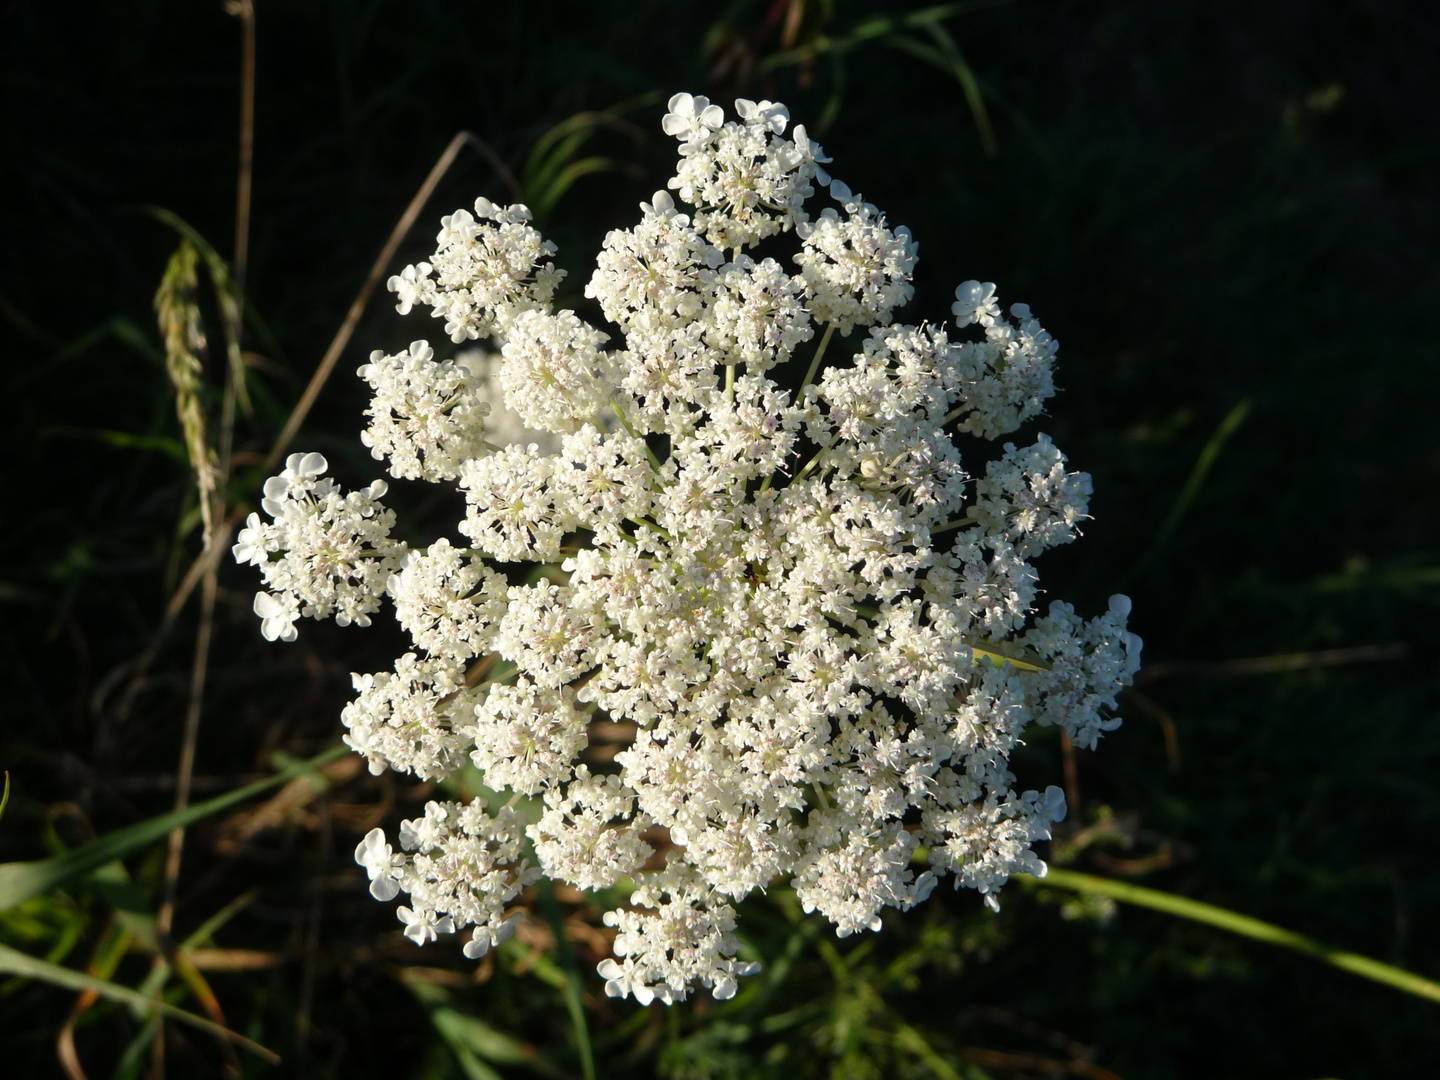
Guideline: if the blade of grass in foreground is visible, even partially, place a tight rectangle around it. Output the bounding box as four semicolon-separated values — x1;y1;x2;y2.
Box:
1023;868;1440;1005
0;744;348;910
536;878;596;1080
1123;396;1252;584
0;942;279;1062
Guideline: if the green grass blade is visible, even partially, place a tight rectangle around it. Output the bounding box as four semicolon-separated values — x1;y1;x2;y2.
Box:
39;426;188;462
111;1014;161;1080
533;157;625;221
757;1;1015;71
1134;397;1252;576
536;878;596;1080
0;942;279;1062
180;888;258;951
1025;868;1440;1005
0;745;348;911
406;976;567;1079
917;22;997;157
892;1021;967;1080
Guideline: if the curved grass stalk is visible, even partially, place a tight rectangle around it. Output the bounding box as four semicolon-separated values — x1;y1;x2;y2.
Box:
1023;867;1440;1005
0;943;279;1064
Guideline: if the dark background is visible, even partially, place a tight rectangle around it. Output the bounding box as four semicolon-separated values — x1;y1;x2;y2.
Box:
2;1;1437;1077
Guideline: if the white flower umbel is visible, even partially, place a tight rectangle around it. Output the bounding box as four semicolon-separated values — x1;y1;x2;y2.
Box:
357;340;493;481
239;94;1141;1005
233;452;406;637
387;197;566;344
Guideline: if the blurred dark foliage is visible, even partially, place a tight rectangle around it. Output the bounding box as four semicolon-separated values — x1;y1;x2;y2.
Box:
1;1;1437;1078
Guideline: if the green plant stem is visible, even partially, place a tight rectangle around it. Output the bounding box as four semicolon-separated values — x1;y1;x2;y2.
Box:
799;322;836;395
791;435;837;487
608;395;664;473
759;327;838;496
1023;868;1440;1005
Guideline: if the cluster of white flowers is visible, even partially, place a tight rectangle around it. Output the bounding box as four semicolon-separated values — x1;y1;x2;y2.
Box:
233;451;404;640
239;93;1140;1005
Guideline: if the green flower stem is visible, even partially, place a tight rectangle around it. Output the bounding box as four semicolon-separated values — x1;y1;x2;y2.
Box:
928;514;977;537
966;642;1048;673
799;322;837;396
626;516;674;542
761;324;839;495
791;434;837;487
607;395;664;473
1022;868;1440;1006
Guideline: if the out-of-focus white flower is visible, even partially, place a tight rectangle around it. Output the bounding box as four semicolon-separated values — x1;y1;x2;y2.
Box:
240;92;1139;1006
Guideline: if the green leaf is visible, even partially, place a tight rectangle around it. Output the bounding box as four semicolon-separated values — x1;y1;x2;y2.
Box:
0;744;348;911
536;877;596;1080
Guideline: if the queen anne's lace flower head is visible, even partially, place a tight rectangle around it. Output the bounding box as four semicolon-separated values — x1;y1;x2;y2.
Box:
239;94;1140;1006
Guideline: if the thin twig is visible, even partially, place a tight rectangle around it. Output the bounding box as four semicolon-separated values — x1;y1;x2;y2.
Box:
107;516;235;732
113;131;505;733
293;796;331;1076
264;130;502;473
228;0;256;294
1121;688;1180;770
58;991;96;1080
1060;730;1080;832
150;552;235;1079
157;562;219;943
1133;642;1407;686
